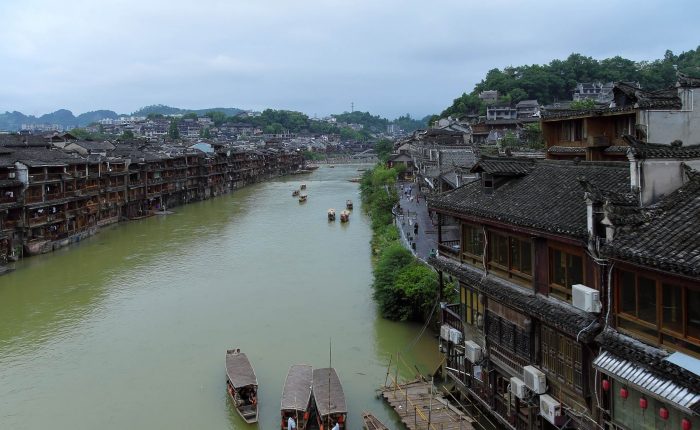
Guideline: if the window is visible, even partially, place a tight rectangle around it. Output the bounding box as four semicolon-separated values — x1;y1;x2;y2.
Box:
462;285;484;328
482;173;494;194
549;248;584;301
487;232;533;284
617;270;700;354
461;224;484;262
541;325;583;393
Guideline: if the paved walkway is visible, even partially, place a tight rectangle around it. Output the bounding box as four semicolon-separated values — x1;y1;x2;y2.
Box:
395;182;437;261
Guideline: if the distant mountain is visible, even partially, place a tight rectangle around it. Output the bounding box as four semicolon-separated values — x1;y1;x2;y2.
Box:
131;104;244;118
0;105;244;131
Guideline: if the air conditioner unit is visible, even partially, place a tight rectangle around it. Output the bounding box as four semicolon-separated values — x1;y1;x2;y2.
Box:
510;377;528;399
449;328;462;344
440;324;451;341
572;284;602;313
465;340;482;363
539;394;565;425
523;365;547;394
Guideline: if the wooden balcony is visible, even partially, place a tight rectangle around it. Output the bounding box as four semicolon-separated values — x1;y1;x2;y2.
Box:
438;239;461;260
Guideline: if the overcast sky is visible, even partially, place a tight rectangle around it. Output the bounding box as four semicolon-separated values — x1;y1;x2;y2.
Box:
0;0;698;119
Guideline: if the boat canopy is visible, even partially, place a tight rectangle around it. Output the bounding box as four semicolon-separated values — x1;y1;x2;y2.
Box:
281;364;313;412
226;350;257;388
312;368;347;416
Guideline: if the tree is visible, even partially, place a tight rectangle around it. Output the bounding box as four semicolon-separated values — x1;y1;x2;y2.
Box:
182;112;198;120
120;130;135;140
201;127;211;139
206;111;227;127
570;99;597;110
374;138;394;162
168;119;180;139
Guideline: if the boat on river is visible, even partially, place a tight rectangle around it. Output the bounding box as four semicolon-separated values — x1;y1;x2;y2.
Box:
281;364;313;430
361;411;389;430
340;210;350;222
300;183;307;190
299;193;308;203
292;189;300;197
348;177;361;183
312;368;347;430
225;349;259;424
345;200;353;210
327;208;336;221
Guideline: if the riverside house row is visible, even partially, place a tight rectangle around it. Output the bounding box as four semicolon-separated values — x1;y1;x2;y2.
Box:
0;135;303;267
429;137;700;430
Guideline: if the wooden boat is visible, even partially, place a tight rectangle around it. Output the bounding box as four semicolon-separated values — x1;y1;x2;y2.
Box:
328;208;336;221
299;193;308;203
300;183;307;190
225;349;259;424
312;368;347;430
339;210;350;222
348;177;361;183
345;200;353;210
281;364;313;430
292;189;300;197
362;411;389;430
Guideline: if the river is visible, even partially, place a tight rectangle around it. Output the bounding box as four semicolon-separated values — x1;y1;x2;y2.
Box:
0;164;441;430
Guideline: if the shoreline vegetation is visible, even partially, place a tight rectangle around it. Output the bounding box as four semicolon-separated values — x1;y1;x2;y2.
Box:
360;165;450;322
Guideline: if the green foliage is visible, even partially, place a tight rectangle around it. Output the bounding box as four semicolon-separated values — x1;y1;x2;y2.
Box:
440;47;700;115
501;131;520;148
523;123;544;149
302;150;325;161
168;119;179;139
333;111;388;133
120;130;135;140
570;99;597;110
374;138;394;162
391;114;427;133
201;127;211;139
205;111;227;126
182;112;198;120
361;166;440;321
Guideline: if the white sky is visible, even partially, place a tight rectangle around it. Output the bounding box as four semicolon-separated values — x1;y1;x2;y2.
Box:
0;0;698;119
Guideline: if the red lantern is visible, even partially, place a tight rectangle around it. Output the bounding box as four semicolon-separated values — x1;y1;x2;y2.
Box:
619;388;629;399
682;418;692;430
639;397;648;409
659;407;669;420
601;379;610;391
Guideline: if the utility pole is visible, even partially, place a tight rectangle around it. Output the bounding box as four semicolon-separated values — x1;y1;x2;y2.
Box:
351;102;354;113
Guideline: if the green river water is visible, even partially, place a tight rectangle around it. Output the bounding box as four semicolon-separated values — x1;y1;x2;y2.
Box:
0;165;441;430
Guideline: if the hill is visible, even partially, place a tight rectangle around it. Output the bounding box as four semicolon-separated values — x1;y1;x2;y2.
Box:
439;46;700;119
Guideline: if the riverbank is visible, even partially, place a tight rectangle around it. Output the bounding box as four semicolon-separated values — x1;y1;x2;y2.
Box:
0;142;304;271
360;165;443;322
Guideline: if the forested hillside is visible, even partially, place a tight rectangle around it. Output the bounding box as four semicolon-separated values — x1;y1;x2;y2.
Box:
439;47;700;118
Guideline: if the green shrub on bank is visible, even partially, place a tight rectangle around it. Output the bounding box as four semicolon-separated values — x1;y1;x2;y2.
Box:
361;165;441;322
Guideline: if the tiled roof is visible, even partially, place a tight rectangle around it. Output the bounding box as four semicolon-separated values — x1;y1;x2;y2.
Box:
603;166;700;277
439;150;476;169
548;146;586;154
595;328;700;413
470;157;535;176
678;72;700;88
431;159;630;238
625;135;700;159
429;256;600;342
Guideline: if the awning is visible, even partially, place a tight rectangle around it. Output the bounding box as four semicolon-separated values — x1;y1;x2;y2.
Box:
593;350;700;415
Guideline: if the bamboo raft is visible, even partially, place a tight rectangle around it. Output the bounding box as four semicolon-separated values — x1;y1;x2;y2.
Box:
362;411;389;430
379;380;474;430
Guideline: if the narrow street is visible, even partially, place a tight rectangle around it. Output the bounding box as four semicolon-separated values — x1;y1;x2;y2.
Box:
395;182;437;261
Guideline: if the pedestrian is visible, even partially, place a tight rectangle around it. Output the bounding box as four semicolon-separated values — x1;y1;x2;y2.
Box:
287;416;296;430
332;421;340;430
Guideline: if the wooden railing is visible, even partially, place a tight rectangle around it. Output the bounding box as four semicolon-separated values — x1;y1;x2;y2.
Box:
438;239;460;258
